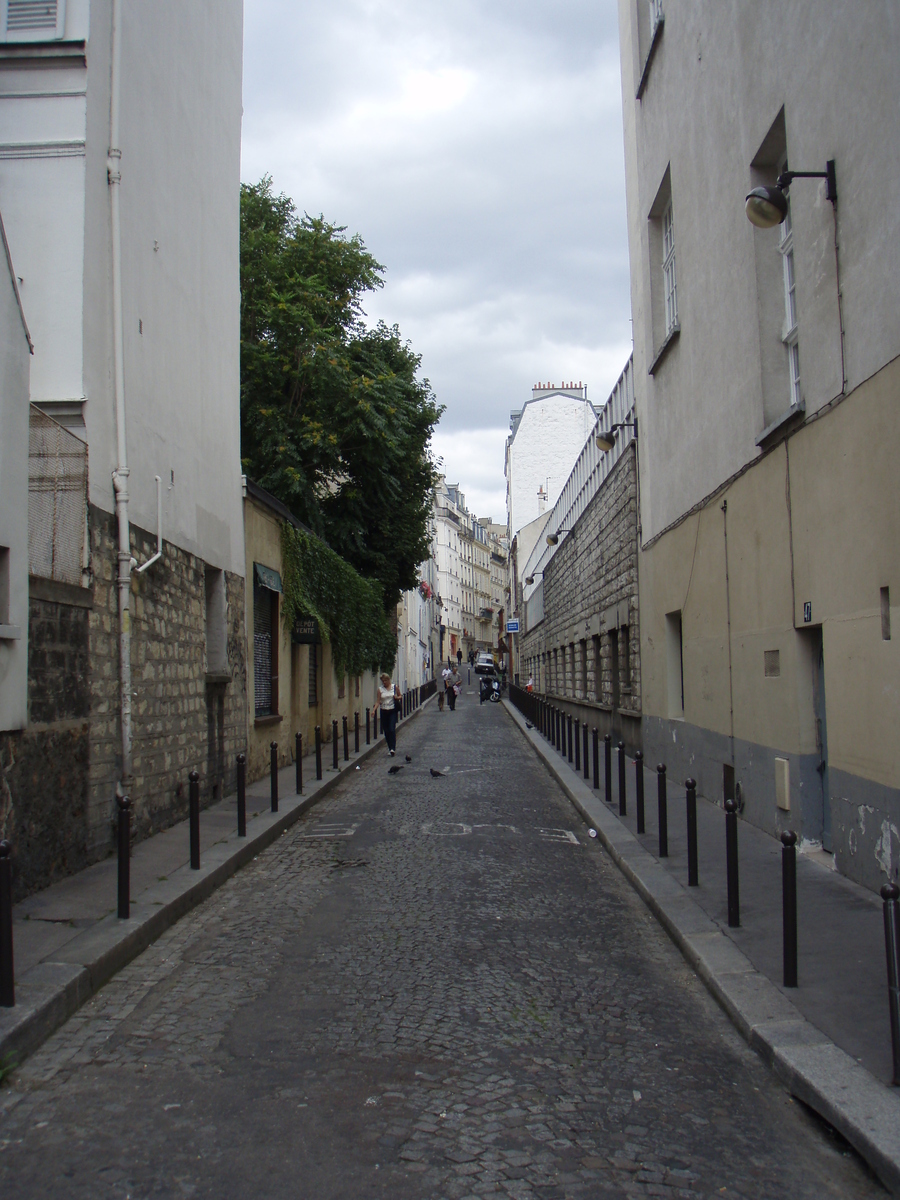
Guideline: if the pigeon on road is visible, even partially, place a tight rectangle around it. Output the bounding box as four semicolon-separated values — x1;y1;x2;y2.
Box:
430;768;445;778
405;754;412;762
388;765;403;775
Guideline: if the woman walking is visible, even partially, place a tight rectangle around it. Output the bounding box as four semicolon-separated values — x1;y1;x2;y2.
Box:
374;672;402;755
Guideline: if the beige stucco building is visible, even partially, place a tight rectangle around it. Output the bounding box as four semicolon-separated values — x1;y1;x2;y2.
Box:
618;0;900;890
242;479;381;785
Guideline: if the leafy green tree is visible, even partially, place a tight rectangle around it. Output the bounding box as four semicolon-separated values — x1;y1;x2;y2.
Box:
240;177;443;605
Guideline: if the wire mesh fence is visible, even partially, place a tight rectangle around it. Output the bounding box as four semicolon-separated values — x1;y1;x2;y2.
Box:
28;405;88;586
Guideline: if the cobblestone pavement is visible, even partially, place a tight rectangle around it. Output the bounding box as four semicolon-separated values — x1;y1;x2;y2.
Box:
0;691;886;1198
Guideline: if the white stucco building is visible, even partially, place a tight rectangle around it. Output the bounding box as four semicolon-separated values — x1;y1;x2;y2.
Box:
0;213;32;734
505;383;599;543
0;0;246;889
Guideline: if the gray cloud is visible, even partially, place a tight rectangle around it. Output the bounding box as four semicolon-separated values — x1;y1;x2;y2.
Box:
242;0;631;493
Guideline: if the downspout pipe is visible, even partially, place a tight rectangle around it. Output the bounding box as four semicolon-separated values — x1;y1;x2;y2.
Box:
108;0;135;794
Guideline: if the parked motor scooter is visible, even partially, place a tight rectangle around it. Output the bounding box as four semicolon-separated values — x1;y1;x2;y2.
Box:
479;674;502;704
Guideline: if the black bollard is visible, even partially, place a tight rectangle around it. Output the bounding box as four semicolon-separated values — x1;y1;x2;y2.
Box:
592;727;600;790
657;765;669;856
881;882;900;1086
301;729;309;796
635;751;645;834
555;707;561;751
0;840;12;1007
270;741;279;813
782;830;798;987
604;734;612;803
315;726;323;780
686;778;698;886
237;753;246;836
354;711;360;753
189;770;200;870
567;715;574;764
618;741;627;816
332;720;339;770
366;707;371;745
117;795;132;919
725;798;740;927
343;715;349;762
574;719;581;771
583;723;590;781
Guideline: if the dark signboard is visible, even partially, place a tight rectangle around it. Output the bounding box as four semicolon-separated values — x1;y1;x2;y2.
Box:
291;617;320;645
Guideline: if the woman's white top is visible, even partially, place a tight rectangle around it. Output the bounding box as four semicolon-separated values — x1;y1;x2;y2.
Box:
378;684;395;710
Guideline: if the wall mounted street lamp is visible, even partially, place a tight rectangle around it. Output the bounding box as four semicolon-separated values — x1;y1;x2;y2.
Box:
745;159;837;229
595;417;638;453
524;571;544;586
546;530;571;546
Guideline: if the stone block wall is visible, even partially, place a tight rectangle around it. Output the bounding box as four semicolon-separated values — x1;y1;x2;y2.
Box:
2;507;248;902
88;507;247;852
0;579;92;900
519;447;640;744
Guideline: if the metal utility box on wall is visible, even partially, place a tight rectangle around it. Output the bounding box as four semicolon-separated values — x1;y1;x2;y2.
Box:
775;757;791;811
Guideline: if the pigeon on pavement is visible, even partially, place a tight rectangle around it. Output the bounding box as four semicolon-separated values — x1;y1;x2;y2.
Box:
525;721;533;729
388;765;403;774
405;754;412;762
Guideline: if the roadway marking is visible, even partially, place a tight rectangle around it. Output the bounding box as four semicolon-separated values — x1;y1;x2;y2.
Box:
418;823;582;844
538;828;581;844
298;823;359;839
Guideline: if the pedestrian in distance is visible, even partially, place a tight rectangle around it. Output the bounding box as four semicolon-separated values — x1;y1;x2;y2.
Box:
456;648;463;667
526;675;534;692
374;672;402;756
447;665;462;711
440;663;452;710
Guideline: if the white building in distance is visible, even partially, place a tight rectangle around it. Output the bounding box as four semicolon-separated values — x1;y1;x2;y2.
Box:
505;383;599;543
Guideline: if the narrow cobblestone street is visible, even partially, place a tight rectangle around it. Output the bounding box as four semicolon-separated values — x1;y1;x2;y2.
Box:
0;691;885;1198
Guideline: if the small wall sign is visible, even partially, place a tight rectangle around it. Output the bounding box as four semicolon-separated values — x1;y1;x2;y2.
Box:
803;601;812;623
292;618;320;644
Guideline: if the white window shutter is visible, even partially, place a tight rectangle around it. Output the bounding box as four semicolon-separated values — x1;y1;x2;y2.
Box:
1;0;66;41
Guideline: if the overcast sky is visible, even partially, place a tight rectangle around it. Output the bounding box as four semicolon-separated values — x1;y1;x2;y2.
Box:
241;0;632;521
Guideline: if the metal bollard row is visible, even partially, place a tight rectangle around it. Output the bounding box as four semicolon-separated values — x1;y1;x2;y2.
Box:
604;734;612;804
189;770;200;870
237;753;247;835
117;795;131;919
618;741;627;817
685;778;698;886
270;741;279;813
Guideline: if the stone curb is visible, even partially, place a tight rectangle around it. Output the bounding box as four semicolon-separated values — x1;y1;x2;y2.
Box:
502;699;900;1197
0;695;434;1072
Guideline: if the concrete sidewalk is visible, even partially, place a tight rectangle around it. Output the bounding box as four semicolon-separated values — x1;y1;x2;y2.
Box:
0;698;431;1071
503;699;900;1197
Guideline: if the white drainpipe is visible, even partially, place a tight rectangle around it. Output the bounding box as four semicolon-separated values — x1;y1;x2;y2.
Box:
108;0;135;792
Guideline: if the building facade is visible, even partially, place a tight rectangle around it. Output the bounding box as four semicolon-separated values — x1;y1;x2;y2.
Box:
243;479;383;784
0;215;31;737
0;1;246;897
618;0;900;890
518;358;640;744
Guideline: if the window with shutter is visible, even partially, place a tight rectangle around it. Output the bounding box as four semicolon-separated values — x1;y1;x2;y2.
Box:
2;0;65;40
